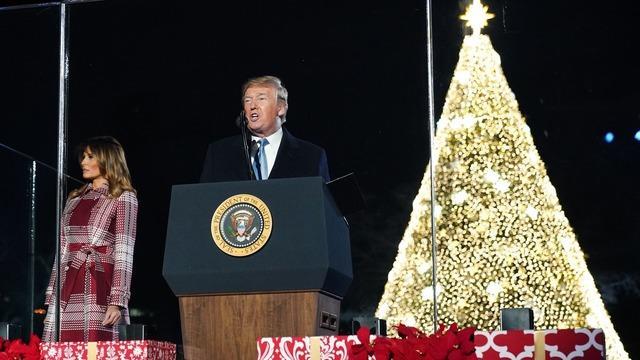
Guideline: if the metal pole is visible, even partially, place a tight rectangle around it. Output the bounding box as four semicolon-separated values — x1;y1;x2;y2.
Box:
425;0;439;333
54;2;70;341
27;161;37;337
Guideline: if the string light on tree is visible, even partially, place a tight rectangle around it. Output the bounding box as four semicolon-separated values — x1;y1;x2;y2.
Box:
376;1;629;358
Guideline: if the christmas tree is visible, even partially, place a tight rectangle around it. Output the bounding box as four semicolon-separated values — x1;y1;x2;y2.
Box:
376;1;629;358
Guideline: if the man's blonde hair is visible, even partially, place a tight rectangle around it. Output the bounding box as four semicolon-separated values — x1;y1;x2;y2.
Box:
241;75;289;122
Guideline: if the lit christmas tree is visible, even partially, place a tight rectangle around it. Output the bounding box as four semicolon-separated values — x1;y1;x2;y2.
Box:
376;1;629;358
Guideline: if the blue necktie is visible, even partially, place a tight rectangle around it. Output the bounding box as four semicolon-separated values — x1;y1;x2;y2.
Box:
253;138;269;180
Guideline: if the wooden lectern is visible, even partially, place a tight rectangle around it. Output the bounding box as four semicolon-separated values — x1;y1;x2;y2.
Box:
163;177;352;359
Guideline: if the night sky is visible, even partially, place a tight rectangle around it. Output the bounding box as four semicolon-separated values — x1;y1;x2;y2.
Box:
1;0;638;357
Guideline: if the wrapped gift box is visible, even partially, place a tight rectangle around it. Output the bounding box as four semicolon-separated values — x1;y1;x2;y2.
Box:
259;328;604;360
474;329;537;359
543;329;605;360
40;340;176;360
257;335;375;360
474;328;605;360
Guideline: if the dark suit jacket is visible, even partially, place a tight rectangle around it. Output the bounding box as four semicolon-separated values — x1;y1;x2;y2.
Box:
200;128;330;183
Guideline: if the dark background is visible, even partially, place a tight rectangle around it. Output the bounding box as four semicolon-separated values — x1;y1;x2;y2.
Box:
1;0;638;358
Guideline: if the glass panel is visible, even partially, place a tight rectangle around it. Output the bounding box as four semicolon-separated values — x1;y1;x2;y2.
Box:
0;149;36;336
0;5;60;166
0;144;83;338
0;4;80;341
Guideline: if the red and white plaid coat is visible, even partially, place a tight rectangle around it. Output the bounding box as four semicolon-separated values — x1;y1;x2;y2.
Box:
43;183;138;342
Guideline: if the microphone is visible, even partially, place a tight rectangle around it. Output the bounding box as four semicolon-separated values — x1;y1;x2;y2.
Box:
236;110;246;128
238;110;256;180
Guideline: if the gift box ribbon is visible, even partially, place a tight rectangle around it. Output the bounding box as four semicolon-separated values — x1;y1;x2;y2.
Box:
534;331;545;360
310;337;320;360
87;342;97;360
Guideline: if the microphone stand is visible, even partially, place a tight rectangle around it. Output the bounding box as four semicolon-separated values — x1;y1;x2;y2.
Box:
238;111;256;180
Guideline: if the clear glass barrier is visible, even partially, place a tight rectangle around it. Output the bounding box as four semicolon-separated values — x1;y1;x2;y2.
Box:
0;143;82;338
0;3;74;340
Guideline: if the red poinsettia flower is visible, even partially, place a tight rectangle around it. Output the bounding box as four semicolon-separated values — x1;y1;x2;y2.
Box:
0;334;41;360
350;327;374;360
349;322;478;360
455;326;476;355
396;323;424;339
22;334;41;360
372;337;393;360
350;327;395;360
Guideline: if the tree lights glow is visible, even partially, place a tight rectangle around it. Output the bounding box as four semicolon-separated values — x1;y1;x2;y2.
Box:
376;2;629;358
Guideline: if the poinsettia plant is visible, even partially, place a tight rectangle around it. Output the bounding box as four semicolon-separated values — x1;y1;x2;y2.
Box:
0;334;41;360
350;323;477;360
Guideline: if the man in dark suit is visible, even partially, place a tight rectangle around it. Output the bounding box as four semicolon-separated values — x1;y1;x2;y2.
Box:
200;76;330;183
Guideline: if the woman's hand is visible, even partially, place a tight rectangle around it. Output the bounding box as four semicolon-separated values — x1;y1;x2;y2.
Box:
102;305;122;326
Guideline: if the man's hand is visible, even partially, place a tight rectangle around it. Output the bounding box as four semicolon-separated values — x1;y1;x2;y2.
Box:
102;305;122;326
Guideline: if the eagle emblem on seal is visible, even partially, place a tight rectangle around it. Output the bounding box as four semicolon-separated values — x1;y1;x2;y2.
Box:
230;209;257;242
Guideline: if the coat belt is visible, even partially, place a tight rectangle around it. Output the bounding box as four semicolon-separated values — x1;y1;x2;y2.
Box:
60;245;111;308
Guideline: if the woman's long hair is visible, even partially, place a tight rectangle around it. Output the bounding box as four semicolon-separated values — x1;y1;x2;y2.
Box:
68;136;136;199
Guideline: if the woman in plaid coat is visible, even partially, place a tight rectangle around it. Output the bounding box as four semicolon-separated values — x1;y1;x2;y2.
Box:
43;136;138;342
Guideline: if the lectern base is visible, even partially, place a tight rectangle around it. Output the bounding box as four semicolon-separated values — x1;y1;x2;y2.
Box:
179;291;341;359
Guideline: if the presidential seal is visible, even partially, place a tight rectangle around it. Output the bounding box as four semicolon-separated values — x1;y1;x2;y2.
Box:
211;194;272;257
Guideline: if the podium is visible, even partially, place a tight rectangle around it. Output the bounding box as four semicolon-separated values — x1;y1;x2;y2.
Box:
162;177;353;359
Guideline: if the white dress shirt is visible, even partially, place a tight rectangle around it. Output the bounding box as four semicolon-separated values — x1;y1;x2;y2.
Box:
251;127;283;179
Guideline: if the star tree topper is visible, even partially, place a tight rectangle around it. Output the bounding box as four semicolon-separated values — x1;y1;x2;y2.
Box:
460;0;495;35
